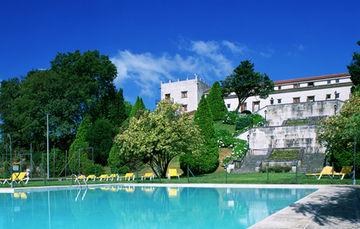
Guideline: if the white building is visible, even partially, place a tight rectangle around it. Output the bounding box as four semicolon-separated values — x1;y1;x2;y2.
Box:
160;76;210;112
224;73;352;113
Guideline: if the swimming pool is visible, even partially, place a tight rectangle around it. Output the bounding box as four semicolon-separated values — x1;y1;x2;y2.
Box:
0;185;315;228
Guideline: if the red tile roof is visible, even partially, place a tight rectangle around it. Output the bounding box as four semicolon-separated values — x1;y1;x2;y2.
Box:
274;73;349;85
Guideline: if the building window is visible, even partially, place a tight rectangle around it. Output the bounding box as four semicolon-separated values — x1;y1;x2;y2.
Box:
307;96;315;102
335;92;340;99
278;86;282;90
307;82;314;87
165;93;171;100
293;97;300;103
270;98;274;105
326;94;331;100
327;80;331;84
252;101;260;112
293;83;300;88
277;99;282;104
227;104;231;109
335;79;340;83
181;91;188;98
182;104;188;112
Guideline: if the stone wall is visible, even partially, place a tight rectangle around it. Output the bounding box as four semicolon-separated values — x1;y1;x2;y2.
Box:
238;125;325;155
257;100;344;126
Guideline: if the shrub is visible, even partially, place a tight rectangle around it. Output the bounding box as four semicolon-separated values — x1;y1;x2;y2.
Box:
235;115;253;132
234;114;266;133
221;139;248;166
269;150;299;161
215;129;235;148
260;165;292;173
223;111;239;125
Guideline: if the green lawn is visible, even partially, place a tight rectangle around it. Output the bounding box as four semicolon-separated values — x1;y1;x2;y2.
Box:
2;171;355;188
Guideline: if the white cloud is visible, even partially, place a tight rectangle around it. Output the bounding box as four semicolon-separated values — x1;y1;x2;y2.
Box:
222;40;246;54
111;40;242;97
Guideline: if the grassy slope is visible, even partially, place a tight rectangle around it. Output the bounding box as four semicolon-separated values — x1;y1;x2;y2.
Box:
214;121;236;134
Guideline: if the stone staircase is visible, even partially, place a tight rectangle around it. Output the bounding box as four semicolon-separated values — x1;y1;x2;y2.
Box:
234;154;268;173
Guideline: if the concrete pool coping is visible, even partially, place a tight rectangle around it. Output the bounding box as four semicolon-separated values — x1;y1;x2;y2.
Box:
1;182;325;193
2;183;359;227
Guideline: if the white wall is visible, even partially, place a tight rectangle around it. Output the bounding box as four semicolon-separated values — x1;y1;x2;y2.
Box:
224;84;352;112
160;78;210;112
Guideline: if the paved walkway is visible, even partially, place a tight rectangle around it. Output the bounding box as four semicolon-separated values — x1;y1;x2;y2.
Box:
251;186;360;228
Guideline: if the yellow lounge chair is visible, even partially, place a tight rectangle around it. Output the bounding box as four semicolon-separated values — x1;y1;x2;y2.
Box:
1;172;19;185
306;166;334;180
109;174;119;181
86;175;97;182
16;172;30;184
2;172;29;185
75;175;87;183
123;173;135;181
141;172;155;180
167;169;180;179
333;166;353;180
98;174;110;181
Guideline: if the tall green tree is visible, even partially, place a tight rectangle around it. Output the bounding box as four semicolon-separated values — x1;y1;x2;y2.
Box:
348;41;360;91
180;96;219;174
68;116;94;174
222;60;274;112
129;96;146;118
87;118;115;165
207;81;227;120
115;100;203;178
319;91;360;172
0;50;119;154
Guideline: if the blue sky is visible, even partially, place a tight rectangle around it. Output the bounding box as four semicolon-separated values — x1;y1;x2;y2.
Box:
0;0;359;109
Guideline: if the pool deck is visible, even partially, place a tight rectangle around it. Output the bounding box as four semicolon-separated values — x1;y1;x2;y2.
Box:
1;183;360;228
251;185;360;228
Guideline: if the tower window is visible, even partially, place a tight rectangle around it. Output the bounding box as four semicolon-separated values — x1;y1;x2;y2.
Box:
181;91;188;98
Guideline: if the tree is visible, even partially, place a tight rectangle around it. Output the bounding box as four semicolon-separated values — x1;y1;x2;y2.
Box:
207;81;228;120
319;91;360;171
68;116;94;174
115;100;203;178
0;50;119;156
87;118;115;165
348;41;360;91
180;96;219;174
129;96;146;118
222;60;274;112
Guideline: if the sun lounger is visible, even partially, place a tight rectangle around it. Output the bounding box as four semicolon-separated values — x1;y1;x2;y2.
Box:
0;173;19;185
109;174;120;181
1;172;29;185
86;175;97;182
306;166;334;180
333;166;353;180
74;175;87;183
123;173;135;181
16;172;30;184
167;169;180;179
141;172;155;180
98;174;110;181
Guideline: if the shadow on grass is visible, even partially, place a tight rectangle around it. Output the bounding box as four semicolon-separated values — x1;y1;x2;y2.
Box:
292;186;360;226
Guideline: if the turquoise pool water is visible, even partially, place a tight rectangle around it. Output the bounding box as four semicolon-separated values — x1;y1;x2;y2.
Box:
0;186;315;228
